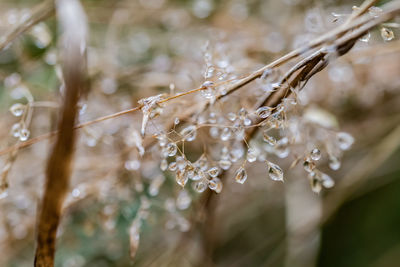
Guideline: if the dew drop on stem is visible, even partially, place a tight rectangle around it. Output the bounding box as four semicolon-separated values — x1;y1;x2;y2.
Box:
193;180;207;193
208;177;223;193
10;103;25;117
208;167;220;177
380;27;394;41
267;161;283;181
19;128;30;141
310;148;321;161
235;167;247;184
336;132;354;150
256;106;272;119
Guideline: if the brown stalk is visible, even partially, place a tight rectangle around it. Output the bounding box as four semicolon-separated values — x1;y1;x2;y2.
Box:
34;0;88;266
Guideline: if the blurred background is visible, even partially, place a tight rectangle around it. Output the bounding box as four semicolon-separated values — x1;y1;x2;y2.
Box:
1;0;400;266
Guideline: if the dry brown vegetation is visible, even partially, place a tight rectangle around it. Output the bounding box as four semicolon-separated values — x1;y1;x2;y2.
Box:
1;0;400;266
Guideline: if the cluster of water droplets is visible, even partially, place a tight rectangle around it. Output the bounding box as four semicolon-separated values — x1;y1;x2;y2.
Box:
158;131;225;194
198;41;239;102
171;82;354;193
6;76;35;143
333;6;397;43
150;98;299;195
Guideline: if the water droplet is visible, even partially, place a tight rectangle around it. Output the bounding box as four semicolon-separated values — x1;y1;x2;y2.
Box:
176;190;191;210
309;172;322;194
321;172;335;188
149;175;165;196
360;32;371;43
380;27;394;41
247;148;257;162
208;177;223;193
331;12;348;22
227;112;237;121
310;148;321;161
219;159;232;170
165;142;177;157
263;82;280;93
193;180;207;193
220;127;232;141
0;190;8;199
177;216;191;232
261;68;272;80
336;132;354;150
174;117;180;125
180;125;197;142
263;131;276;146
329;156;341;170
269;113;285;129
230;145;245;162
243;117;252;126
169;162;177;171
156;134;168;147
267;161;283;181
208;167;220;177
30;23;51;48
191;168;203;181
11;123;21;138
221;146;229;159
19;128;30;141
369;6;382;17
208;112;217;123
201;80;215;99
193;0;213;19
169;83;175;94
176;170;188;187
274;137;290;158
201;87;215;99
275;103;285;113
285;97;297;106
238;108;248;120
9;103;25;117
185;163;195;177
256;106;273;118
206;69;214;78
195;154;208;171
79;103;87;115
233;126;245;140
209;127;219;138
235;167;247;184
176;156;187;170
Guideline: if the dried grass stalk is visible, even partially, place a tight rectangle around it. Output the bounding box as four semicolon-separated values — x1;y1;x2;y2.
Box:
34;0;88;266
